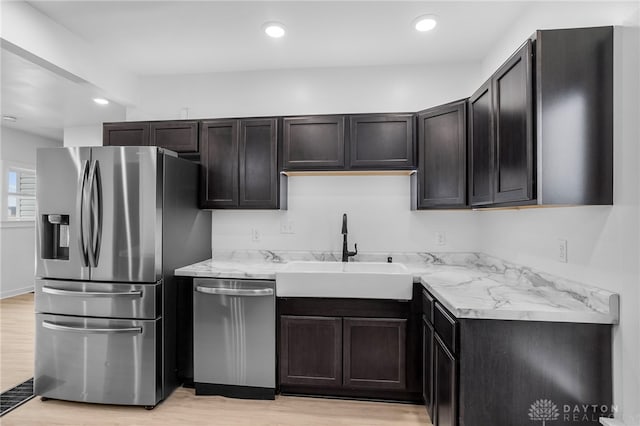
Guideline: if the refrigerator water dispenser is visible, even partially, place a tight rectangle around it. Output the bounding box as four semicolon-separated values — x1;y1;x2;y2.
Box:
41;214;70;260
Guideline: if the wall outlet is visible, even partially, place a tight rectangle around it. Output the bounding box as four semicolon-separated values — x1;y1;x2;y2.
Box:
251;228;261;242
558;239;568;263
280;220;295;234
435;232;446;246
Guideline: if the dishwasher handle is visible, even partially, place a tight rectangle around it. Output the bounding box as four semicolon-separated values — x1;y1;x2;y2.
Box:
195;286;274;297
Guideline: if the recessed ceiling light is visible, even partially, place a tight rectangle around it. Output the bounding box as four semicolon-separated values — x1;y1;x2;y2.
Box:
413;15;437;32
2;115;17;122
93;98;109;105
263;22;286;38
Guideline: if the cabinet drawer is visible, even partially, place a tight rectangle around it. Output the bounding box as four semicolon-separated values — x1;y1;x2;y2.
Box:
434;302;457;355
422;290;434;324
35;279;160;319
35;314;160;406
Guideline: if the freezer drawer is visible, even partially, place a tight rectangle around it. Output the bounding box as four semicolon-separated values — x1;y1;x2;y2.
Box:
35;314;161;406
35;279;160;319
193;279;275;395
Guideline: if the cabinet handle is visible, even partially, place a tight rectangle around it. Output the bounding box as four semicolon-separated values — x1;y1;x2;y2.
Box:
43;321;142;334
42;286;142;297
195;286;273;297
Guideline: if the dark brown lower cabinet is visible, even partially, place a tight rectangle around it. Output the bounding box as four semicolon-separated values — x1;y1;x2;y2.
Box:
422;316;434;420
434;335;456;426
278;298;421;401
279;316;342;387
343;318;406;389
420;284;613;426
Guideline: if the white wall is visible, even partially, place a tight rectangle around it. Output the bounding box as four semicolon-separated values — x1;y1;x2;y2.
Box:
133;62;481;256
475;12;640;426
63;125;103;147
0;126;62;298
213;175;478;254
129;62;479;120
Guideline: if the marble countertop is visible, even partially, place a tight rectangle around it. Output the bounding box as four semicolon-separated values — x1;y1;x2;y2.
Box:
175;251;619;324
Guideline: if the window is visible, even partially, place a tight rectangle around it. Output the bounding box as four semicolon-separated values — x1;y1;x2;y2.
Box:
7;168;36;220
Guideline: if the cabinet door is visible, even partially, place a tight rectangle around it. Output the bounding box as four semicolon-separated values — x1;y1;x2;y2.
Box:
200;120;239;208
239;118;279;208
282;116;345;170
103;122;149;147
349;114;414;169
492;40;534;204
279;316;342;387
468;81;494;206
417;101;467;208
150;121;198;153
423;316;435;420
343;318;406;390
434;335;457;426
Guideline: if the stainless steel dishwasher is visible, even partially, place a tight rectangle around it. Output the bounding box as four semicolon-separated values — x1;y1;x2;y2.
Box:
193;278;275;399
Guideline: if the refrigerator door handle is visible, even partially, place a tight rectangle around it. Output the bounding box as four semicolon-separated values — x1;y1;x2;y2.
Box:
77;160;90;267
195;286;274;297
87;160;102;267
42;286;143;298
42;320;142;334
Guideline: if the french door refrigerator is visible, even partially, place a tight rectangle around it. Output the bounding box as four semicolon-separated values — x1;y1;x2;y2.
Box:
34;146;211;408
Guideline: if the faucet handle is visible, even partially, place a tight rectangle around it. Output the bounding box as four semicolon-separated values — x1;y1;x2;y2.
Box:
348;243;358;258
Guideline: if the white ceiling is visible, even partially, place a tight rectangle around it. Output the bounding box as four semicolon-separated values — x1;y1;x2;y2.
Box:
27;1;531;75
1;48;126;140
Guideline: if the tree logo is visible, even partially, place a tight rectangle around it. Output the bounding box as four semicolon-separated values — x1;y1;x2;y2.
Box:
529;399;560;425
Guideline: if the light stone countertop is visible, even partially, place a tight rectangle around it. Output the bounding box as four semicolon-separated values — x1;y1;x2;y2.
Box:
175;250;619;324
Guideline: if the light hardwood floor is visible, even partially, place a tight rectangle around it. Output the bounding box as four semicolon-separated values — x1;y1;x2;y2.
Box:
0;292;431;425
1;292;35;391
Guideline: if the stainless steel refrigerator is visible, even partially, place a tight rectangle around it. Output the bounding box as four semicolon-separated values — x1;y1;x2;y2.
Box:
34;146;211;408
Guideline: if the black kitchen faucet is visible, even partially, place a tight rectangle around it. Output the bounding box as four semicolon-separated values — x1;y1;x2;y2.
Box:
341;213;358;262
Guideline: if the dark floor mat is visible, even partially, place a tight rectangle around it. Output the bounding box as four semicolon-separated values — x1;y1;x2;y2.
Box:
0;378;34;417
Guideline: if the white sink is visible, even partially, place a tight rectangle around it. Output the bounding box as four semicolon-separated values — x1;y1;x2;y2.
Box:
275;261;413;300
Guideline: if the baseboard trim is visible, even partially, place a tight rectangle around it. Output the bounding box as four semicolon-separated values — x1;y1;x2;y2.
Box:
0;287;34;300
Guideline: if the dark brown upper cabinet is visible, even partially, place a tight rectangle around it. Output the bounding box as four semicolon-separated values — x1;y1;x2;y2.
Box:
104;120;199;154
238;119;279;208
468;81;494;207
103;122;150;147
283;115;345;170
492;41;534;204
150;121;199;153
416;100;467;209
468;41;533;207
349;114;415;169
200;118;280;209
200;120;238;208
283;114;416;171
468;26;613;207
536;26;613;205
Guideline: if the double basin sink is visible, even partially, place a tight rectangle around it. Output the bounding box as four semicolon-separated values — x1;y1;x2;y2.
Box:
275;261;413;300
